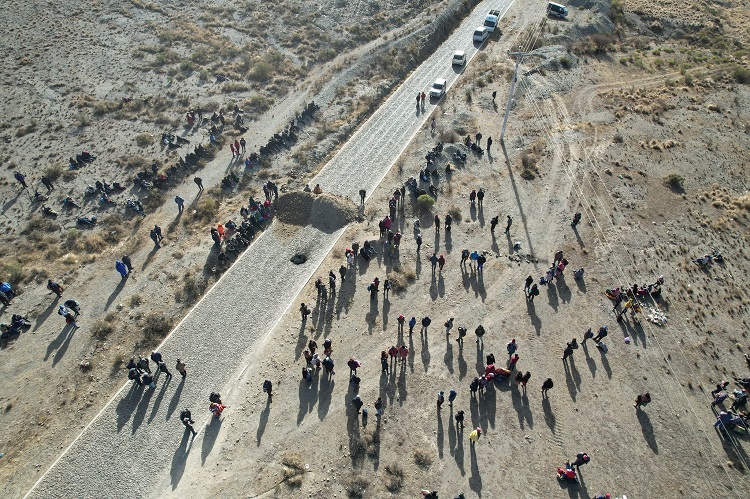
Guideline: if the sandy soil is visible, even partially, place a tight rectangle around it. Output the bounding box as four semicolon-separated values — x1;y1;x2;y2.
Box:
1;0;749;498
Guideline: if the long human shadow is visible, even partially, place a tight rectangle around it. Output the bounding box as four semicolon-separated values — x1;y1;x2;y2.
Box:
420;333;431;372
397;367;408;405
564;359;577;402
170;428;192;490
131;387;155;434
575;276;587;294
582;342;597;378
469;444;483;496
546;283;559;311
297;372;319;425
599;347;612;378
34;296;60;331
511;386;534;429
318;375;334;420
637;409;658;454
556;276;572;303
455;422;465;476
500;139;536;263
457;342;468;380
542;397;556;433
45;323;78;366
346;398;363;468
105;277;128;310
480;383;497;429
256;400;271;446
448;406;457;456
201;416;222;464
526;299;542;335
166;378;185;421
444;336;454;373
573;226;585;248
147;377;172;423
116;386;141;432
141;244;161;271
437;405;444;459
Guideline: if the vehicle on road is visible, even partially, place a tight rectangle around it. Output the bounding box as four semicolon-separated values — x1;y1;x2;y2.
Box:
429;78;447;99
547;2;568;18
452;50;466;66
484;9;501;31
473;26;490;43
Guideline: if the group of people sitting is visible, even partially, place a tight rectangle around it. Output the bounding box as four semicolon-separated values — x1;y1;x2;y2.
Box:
213;197;274;267
68;150;96;169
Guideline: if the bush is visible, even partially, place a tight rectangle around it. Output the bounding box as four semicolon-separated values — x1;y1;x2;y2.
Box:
135;133;153;147
43;164;64;182
414;448;433;467
345;475;369;498
142;313;173;342
559;56;571;69
417;194;435;212
384;463;405;492
666;173;685;192
732;65;750;84
91;313;116;340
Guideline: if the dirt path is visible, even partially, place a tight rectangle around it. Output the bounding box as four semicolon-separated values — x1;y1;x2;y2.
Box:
24;1;517;497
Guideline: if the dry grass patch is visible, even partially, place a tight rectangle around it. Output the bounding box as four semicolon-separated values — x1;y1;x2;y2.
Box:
345;475;369;498
384;462;405;492
389;266;416;293
281;452;305;487
414;447;433;467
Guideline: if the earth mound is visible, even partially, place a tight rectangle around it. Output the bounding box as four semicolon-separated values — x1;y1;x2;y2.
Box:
275;191;358;233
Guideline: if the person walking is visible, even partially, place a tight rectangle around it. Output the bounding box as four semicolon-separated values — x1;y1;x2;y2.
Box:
430;253;438;275
571;212;581;227
58;305;79;329
486;136;492;152
524;276;533;293
300;303;311;321
328;270;336;295
158;360;173;379
180;409;197;436
122;255;133;273
409;316;417;335
507;339;517;358
582;327;595;343
448;389;457;406
470;377;480;399
437;391;445;409
455;410;465;430
263;379;273;402
541;378;554;397
712;381;730;397
149;228;160;248
593;325;608;343
421;316;431;336
456;326;467;345
374;397;383;419
475;324;485;345
47;279;64;298
115;260;129;279
359;189;366;205
469;427;482;446
194;176;204;192
634;392;651;409
14;171;28;189
528;284;540;302
504;215;513;234
175;358;187;379
434;214;440;232
469;189;476;206
437;254;446;273
175;195;184;213
399;345;409;364
416;233;422;252
490;216;499;233
562;341;575;362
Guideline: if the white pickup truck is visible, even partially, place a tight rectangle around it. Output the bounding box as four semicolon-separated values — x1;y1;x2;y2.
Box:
484;9;501;31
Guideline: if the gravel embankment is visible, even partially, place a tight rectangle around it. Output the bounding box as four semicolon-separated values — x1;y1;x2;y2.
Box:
26;1;513;497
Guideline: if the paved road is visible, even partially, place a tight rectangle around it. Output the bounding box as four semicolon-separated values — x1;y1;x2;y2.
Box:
25;1;515;497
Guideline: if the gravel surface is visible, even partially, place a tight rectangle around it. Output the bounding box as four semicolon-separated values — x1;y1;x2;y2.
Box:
25;1;514;497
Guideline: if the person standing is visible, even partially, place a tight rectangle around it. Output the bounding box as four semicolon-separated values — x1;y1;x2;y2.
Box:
477;188;484;208
421;316;431;336
374;397;383;419
475;324;485;345
430;253;438;275
562;342;575;362
486;136;493;152
263;379;273;402
359;189;366;205
14;171;28;189
437;391;445;409
571;212;581;227
175;195;184;213
634;392;651;409
149;229;160;248
175;359;187;379
434;214;440;232
581;328;594;343
122;255;133;273
541;378;554;397
469;190;476;206
490;216;499;233
58;305;79;330
239;137;246;154
456;326;467;345
158;360;173;380
448;389;457;406
408;316;417;335
504;215;513;234
194;176;204;192
416;233;422;252
507;339;517;358
470;377;480;399
437;254;446;273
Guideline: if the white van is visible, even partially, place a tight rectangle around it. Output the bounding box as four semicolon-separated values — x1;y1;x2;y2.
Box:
452;50;466;66
473;26;490;43
547;2;569;18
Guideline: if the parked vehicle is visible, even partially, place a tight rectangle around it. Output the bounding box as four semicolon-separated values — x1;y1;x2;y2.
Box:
473;26;490;43
547;2;568;19
429;78;447;99
452;50;466;66
484;9;501;31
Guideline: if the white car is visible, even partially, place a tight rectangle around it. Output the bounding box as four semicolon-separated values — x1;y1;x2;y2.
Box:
452;50;466;66
473;26;490;43
429;78;447;99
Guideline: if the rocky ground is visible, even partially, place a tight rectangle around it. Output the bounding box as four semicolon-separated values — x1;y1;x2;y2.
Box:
1;0;749;498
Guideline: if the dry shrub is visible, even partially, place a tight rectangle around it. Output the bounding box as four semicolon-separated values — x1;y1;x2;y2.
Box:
141;313;173;343
440;129;460;143
190;196;221;225
43;164;64;182
448;206;462;222
389;267;416;292
384;462;405;492
282;452;305;487
345;475;369;498
91;313;117;340
414;448;433;467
